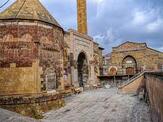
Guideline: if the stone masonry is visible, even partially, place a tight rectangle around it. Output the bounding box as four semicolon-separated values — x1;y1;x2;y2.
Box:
64;29;103;88
0;0;104;95
106;41;163;75
0;0;65;94
77;0;88;34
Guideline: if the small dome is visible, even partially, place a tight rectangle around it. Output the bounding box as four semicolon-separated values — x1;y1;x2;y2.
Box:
0;0;61;28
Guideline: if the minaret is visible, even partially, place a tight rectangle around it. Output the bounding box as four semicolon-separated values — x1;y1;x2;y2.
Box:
77;0;88;34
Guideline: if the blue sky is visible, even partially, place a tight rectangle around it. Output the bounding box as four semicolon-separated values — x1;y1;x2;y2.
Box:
0;0;163;54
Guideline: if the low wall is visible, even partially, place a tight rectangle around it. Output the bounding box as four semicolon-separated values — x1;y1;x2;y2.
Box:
117;72;163;122
0;93;65;119
0;61;42;95
145;72;163;122
119;75;144;94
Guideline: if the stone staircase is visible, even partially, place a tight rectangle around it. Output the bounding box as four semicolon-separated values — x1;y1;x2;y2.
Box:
119;72;145;88
118;72;145;94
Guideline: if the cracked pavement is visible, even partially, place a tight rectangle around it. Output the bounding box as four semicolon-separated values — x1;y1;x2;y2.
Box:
42;88;151;122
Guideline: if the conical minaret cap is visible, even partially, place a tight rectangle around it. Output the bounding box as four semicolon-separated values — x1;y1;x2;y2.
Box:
0;0;61;27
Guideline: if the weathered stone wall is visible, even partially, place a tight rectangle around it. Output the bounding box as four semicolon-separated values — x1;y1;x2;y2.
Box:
93;43;100;77
118;72;163;122
0;21;64;92
0;93;65;119
98;48;104;75
38;23;64;91
0;22;38;67
145;73;163;122
0;61;42;95
63;32;73;88
111;50;159;70
93;42;104;81
65;29;101;87
110;42;163;75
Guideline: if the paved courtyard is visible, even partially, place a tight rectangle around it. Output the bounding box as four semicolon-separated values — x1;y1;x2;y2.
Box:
42;88;151;122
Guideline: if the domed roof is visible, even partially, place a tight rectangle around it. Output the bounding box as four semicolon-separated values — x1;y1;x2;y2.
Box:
0;0;61;28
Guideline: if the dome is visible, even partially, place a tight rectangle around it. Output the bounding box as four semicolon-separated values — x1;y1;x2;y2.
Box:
0;0;61;28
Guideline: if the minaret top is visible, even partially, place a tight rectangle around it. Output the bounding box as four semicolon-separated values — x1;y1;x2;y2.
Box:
77;0;88;34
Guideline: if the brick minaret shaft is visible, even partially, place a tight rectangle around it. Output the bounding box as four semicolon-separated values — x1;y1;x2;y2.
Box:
77;0;88;34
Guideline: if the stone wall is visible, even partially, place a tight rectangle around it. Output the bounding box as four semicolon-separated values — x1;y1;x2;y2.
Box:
118;72;163;122
145;73;163;122
0;92;65;119
111;49;161;73
119;75;144;94
0;22;38;67
38;25;64;91
110;42;163;75
0;60;42;95
65;29;102;87
65;29;93;87
0;21;64;92
98;48;104;75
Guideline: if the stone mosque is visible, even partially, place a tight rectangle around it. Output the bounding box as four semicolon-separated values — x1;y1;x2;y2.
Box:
0;0;103;95
0;0;162;95
0;0;163;120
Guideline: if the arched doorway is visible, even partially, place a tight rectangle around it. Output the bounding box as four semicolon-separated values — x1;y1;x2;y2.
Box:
122;56;137;75
77;52;88;87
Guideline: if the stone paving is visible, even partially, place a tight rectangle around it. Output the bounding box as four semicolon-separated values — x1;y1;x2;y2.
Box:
42;88;151;122
0;108;38;122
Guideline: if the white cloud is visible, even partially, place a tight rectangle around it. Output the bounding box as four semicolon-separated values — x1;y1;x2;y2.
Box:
90;0;103;4
132;11;147;25
132;8;158;26
146;18;163;33
106;28;115;43
94;34;105;43
158;46;163;52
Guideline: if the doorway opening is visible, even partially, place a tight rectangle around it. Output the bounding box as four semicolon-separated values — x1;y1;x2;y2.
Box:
77;52;88;87
122;56;137;75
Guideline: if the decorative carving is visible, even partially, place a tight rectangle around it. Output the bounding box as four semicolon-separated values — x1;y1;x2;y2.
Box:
20;34;32;42
40;36;60;51
3;34;14;42
40;36;52;44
